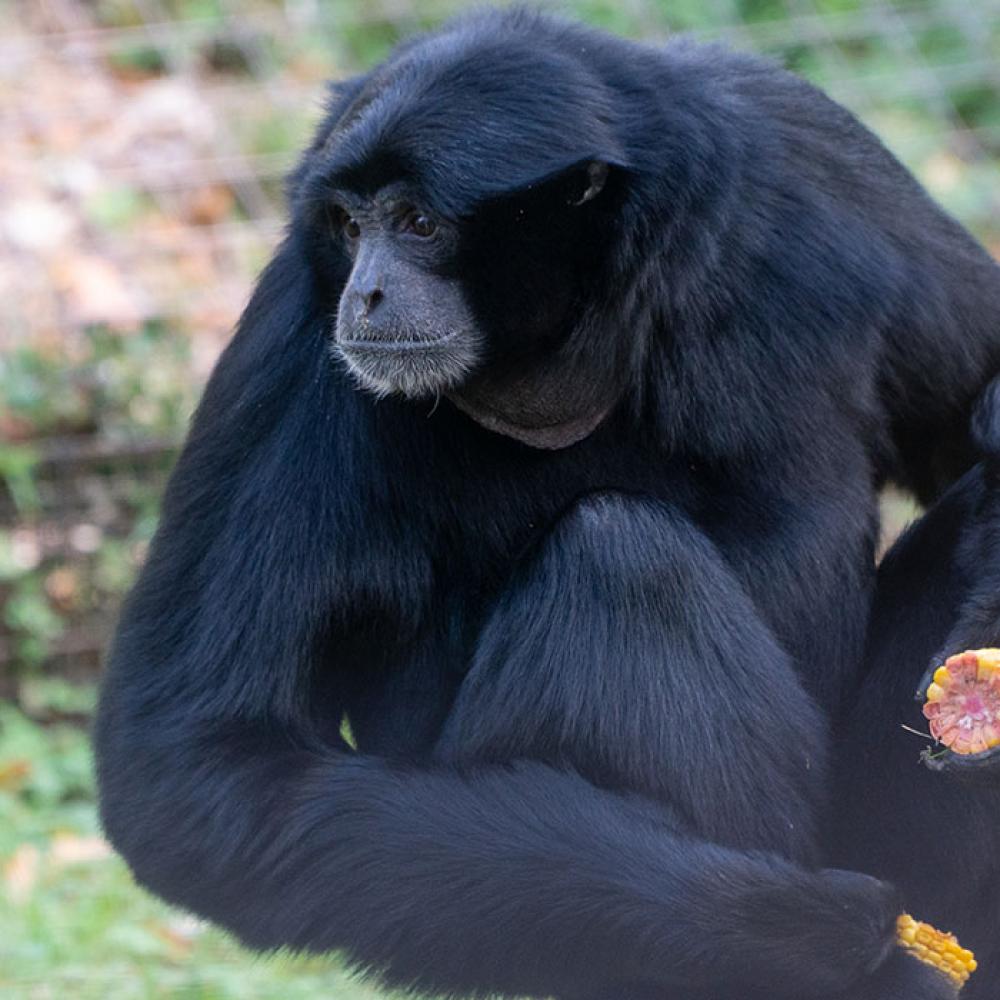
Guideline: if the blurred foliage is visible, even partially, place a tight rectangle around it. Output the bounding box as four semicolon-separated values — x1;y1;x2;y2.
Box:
0;323;188;686
1;323;195;444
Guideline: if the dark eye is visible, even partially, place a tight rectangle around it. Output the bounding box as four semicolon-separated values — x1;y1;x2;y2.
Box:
405;212;437;238
331;205;361;240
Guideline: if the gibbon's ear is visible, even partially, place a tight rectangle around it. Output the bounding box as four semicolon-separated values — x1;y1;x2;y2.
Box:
567;159;612;205
468;157;630;230
499;155;627;206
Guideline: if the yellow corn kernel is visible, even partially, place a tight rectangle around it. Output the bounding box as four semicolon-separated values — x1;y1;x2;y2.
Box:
968;648;1000;666
896;914;976;988
969;648;1000;681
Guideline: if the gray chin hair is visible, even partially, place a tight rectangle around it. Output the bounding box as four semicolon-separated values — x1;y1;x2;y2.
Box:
334;333;482;401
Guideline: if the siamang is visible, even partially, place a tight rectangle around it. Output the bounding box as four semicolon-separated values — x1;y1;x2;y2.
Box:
831;380;1000;999
96;9;1000;1000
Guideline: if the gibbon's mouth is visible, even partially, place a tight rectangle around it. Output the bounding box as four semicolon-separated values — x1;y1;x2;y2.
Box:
335;330;479;400
338;330;461;353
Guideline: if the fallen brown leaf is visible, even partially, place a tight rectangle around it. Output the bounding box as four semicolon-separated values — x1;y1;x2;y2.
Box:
49;832;113;867
4;843;41;902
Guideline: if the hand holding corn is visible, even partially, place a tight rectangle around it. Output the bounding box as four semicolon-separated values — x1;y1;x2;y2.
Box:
897;914;976;988
923;649;1000;755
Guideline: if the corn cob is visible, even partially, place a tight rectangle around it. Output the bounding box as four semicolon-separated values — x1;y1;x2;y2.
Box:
923;648;1000;755
897;913;976;988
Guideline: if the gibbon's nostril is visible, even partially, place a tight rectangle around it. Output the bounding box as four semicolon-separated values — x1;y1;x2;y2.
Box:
364;288;384;312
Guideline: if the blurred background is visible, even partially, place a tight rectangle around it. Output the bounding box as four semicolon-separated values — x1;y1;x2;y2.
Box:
0;0;998;996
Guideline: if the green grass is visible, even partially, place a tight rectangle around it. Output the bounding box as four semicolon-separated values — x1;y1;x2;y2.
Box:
0;702;399;1000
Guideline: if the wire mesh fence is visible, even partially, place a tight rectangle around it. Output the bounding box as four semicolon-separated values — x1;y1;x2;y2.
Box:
0;0;996;683
2;0;999;355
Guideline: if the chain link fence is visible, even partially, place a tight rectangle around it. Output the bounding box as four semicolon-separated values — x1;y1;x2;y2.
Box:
3;0;999;353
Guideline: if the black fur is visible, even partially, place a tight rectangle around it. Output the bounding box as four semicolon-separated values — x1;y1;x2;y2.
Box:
831;381;1000;999
96;9;1000;999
